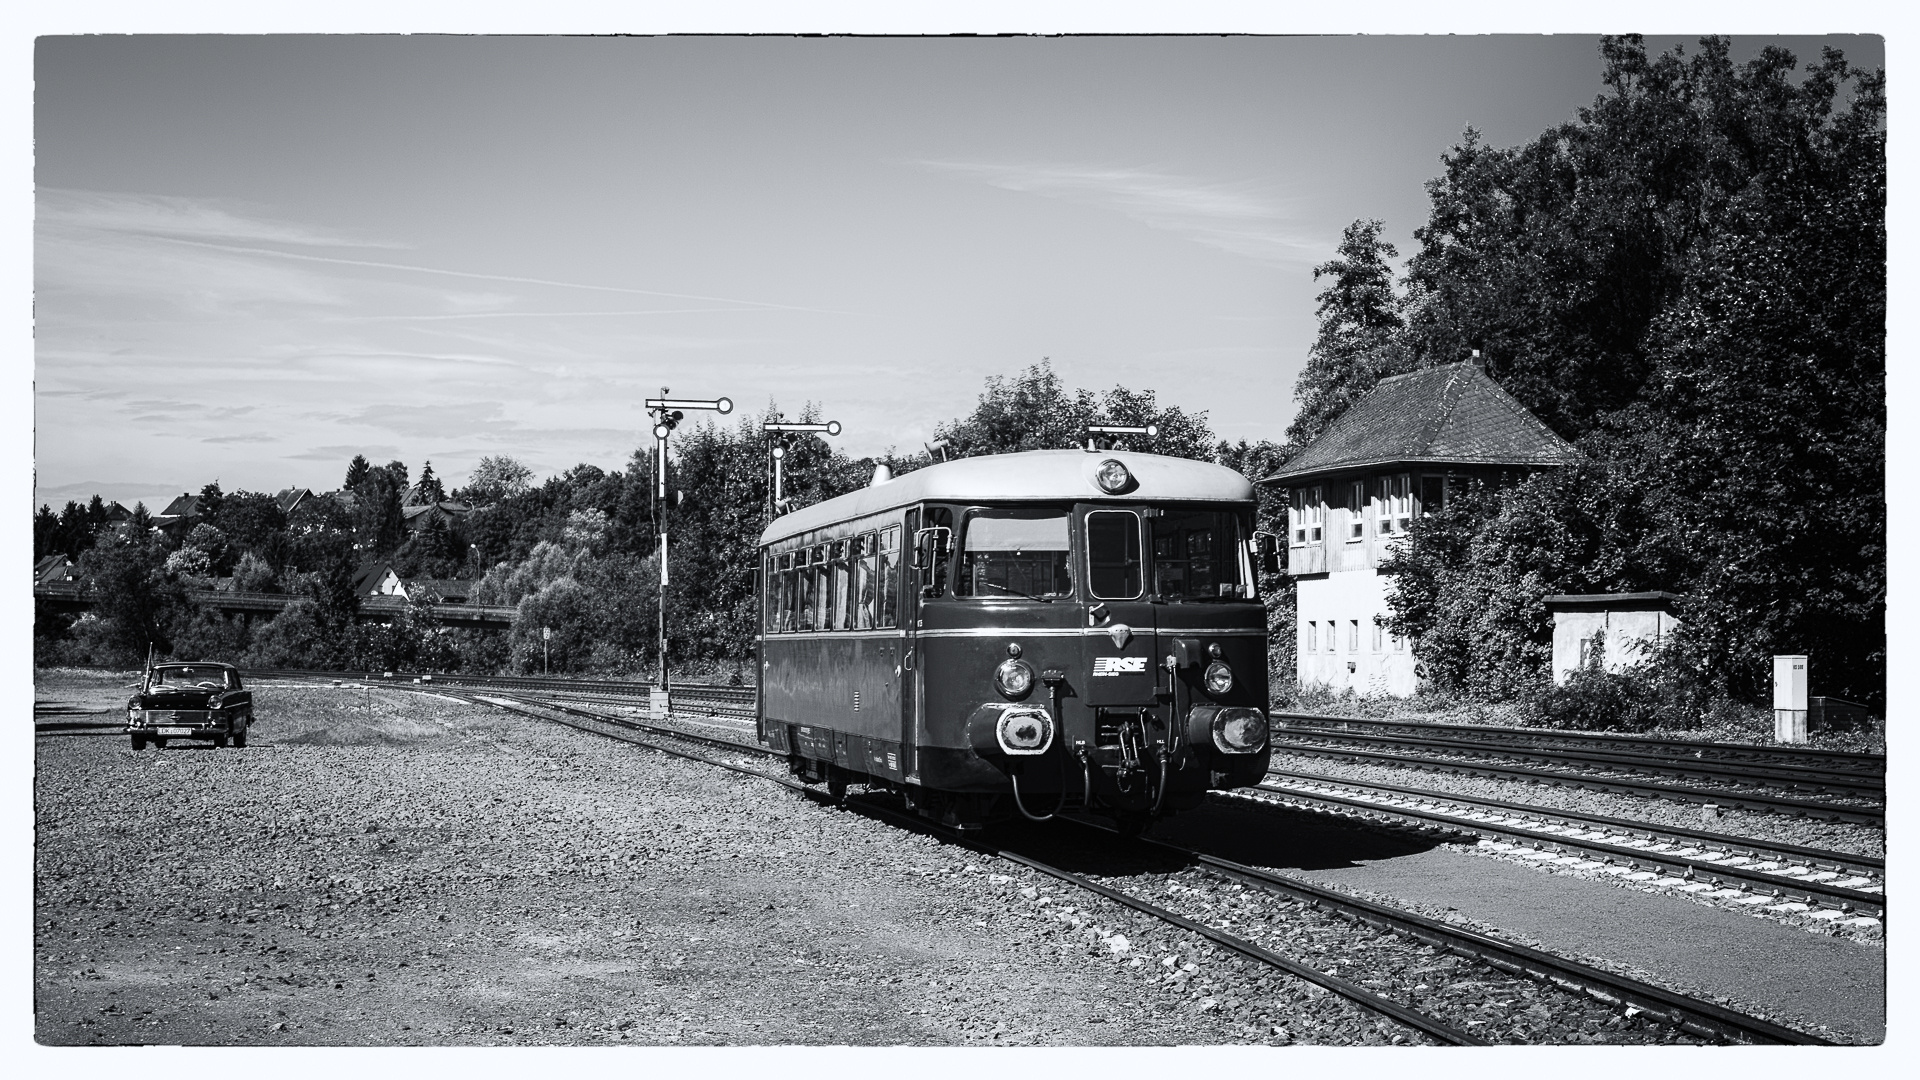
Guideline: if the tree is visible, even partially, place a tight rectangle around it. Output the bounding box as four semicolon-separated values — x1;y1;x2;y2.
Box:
196;481;225;523
1288;219;1416;446
933;359;1216;461
33;505;57;559
344;454;371;490
1369;36;1885;710
408;460;446;506
460;455;533;504
76;533;180;663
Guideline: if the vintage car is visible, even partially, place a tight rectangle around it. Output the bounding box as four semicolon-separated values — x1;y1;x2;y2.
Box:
126;662;254;750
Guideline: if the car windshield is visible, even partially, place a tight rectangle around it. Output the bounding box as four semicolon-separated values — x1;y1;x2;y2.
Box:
151;667;231;689
957;509;1073;600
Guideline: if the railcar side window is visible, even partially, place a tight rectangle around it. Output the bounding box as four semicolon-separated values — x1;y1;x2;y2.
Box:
782;551;801;632
878;525;900;627
958;510;1072;600
854;532;878;629
1086;510;1143;599
764;555;777;634
800;546;822;631
827;540;850;631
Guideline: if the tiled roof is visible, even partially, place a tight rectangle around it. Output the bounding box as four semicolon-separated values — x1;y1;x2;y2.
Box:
1264;362;1582;484
350;561;399;596
274;487;312;514
158;493;202;518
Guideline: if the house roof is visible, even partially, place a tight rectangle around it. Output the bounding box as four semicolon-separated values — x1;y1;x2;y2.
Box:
34;554;76;583
102;502;132;522
275;487;312;514
401;500;472;524
158;493;202;518
760;449;1255;547
1262;362;1583;485
350;561;400;596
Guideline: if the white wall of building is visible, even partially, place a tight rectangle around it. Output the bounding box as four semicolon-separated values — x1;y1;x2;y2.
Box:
1296;567;1418;696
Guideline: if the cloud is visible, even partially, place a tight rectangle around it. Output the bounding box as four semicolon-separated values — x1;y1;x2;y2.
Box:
201;432;277;444
282;444;400;462
919;161;1323;267
37;188;394;248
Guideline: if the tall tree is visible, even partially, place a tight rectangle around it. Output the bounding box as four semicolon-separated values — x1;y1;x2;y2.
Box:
343;454;371;490
1288;219;1415;446
1373;36;1886;708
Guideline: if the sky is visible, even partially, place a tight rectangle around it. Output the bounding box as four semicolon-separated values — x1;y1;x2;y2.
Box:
32;32;1884;513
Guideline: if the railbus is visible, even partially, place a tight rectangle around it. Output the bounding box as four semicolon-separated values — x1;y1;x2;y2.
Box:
755;449;1275;831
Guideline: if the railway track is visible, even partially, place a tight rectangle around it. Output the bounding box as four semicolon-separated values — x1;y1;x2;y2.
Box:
1249;769;1884;920
1271;721;1881;799
1277;713;1885;777
1268;738;1884;826
320;676;1829;1045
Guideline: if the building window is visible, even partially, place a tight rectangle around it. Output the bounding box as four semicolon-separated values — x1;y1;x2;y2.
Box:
1420;474;1446;516
1372;618;1384;652
1350;620;1360;652
1347;481;1365;541
1291;485;1324;545
1305;620;1317;652
1378;474;1412;535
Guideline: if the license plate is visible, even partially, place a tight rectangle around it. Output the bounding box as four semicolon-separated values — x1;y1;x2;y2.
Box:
158;727;192;736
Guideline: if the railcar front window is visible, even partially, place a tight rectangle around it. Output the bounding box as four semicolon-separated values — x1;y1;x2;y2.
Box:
1150;510;1250;601
1086;510;1143;599
957;510;1072;600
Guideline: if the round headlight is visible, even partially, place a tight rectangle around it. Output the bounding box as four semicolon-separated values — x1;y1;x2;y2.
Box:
994;658;1035;699
1094;458;1133;494
1213;708;1268;754
1203;661;1234;696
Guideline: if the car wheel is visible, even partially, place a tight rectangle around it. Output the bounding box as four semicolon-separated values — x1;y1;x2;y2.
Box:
233;723;248;749
130;733;146;751
213;735;229;749
153;737;167;749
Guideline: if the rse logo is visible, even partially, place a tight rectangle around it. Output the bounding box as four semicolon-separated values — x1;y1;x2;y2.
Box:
1091;656;1148;677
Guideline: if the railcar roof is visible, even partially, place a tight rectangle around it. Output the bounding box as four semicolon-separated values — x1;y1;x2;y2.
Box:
760;449;1254;546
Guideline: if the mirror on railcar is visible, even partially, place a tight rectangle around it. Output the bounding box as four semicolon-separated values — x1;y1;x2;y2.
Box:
1252;531;1281;575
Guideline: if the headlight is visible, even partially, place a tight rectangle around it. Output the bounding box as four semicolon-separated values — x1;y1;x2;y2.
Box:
1212;707;1268;754
994;658;1035;699
1203;661;1234;696
1094;458;1133;494
995;706;1054;755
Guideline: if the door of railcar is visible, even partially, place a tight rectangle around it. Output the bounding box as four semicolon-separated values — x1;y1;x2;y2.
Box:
1081;506;1160;719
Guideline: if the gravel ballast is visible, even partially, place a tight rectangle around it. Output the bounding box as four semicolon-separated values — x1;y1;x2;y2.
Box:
36;671;1413;1045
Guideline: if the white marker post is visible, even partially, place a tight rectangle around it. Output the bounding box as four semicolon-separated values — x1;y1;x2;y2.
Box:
1773;654;1809;744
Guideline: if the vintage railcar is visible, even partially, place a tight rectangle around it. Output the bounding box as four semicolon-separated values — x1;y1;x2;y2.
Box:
755;449;1274;830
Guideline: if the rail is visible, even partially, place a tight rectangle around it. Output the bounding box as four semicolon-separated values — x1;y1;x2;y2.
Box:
416;683;1829;1045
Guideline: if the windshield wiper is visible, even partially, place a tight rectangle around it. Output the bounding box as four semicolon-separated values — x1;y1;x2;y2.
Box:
980;580;1054;603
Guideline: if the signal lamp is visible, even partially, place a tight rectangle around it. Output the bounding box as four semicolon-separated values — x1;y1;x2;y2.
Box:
1203;661;1234;696
1095;458;1133;494
653;423;671;439
994;658;1036;699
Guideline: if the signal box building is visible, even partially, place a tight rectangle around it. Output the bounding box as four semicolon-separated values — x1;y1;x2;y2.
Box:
1263;362;1582;696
